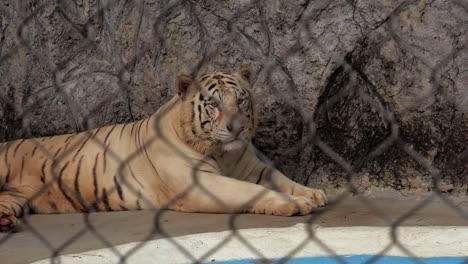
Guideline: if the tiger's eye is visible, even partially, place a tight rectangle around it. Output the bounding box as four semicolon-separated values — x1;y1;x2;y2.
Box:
210;102;218;108
237;99;245;105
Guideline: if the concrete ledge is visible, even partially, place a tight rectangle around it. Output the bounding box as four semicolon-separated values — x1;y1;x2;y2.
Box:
32;225;468;264
1;192;467;264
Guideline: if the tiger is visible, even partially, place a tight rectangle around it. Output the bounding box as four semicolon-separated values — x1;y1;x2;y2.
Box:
0;64;327;232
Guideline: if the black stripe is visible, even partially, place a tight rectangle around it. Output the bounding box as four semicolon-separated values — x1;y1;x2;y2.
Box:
4;143;11;164
64;135;74;143
13;139;26;156
128;166;145;189
102;188;112;211
53;147;63;158
197;105;202;121
130;122;137;136
145;117;151;132
201;120;210;127
64;139;72;150
4;165;10;183
119;123;128;139
226;81;237;86
198;94;204;100
57;161;70;182
208;83;216;90
93;153;100;203
72;131;94;160
31;145;39;157
256;167;267;184
40;160;47;183
114;175;124;201
19;156;25;182
74;156;86;211
232;87;239;97
191;101;195;122
103;145;109;173
200;75;210;81
104;125;117;144
57;162;80;211
95;126;103;135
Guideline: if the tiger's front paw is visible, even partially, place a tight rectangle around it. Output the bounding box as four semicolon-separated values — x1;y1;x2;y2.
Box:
0;208;18;232
293;187;328;207
257;195;318;216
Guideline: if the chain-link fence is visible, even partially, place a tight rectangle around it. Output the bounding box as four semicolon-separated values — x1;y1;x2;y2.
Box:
0;0;467;263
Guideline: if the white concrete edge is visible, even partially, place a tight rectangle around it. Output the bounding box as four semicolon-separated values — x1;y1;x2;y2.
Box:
33;224;468;264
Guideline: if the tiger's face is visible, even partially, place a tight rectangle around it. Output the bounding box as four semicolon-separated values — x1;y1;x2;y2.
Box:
176;65;256;152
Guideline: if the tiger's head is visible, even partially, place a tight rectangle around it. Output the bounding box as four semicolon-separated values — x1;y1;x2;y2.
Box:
176;65;257;154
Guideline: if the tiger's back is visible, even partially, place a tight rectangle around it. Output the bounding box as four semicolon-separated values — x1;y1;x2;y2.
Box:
0;118;158;215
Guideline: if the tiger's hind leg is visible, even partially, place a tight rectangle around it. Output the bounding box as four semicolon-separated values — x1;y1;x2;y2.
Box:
0;189;28;232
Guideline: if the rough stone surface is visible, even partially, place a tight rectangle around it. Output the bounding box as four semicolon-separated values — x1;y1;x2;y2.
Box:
0;0;467;194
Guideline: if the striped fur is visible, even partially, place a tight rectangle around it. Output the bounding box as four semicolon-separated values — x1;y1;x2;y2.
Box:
0;65;327;232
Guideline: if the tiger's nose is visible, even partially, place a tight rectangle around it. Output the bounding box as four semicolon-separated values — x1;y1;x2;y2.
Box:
227;123;244;135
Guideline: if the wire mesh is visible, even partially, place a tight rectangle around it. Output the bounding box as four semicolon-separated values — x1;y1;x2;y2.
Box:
0;0;467;263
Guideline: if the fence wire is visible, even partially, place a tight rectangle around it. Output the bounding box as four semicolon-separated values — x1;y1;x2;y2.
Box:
0;0;467;264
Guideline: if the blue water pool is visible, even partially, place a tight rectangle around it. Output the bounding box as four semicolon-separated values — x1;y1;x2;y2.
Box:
204;255;467;264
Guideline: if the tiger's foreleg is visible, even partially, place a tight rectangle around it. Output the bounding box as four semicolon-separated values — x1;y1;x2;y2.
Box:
0;189;29;232
249;165;328;207
168;172;317;216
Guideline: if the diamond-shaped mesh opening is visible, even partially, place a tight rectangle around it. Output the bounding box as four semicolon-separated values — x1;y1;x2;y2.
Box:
0;0;467;264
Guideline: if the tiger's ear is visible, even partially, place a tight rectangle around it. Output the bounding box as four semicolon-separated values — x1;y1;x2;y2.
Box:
237;64;255;84
176;75;194;98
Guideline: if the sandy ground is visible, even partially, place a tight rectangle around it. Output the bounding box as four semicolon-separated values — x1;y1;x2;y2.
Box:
1;192;467;264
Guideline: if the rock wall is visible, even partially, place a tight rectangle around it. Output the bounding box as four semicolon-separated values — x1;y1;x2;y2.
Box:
0;0;467;194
